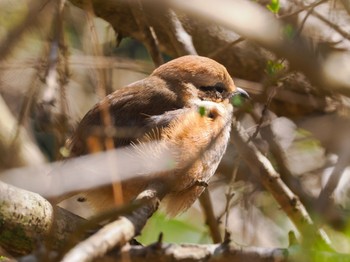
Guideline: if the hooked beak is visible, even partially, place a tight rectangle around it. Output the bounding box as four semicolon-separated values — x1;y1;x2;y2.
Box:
230;87;250;100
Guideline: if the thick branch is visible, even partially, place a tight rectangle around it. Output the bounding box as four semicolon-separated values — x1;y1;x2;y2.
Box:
0;181;84;255
114;242;350;262
120;243;288;262
61;187;162;262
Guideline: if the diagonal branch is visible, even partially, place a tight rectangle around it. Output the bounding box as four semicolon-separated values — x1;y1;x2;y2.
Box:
61;187;164;262
231;120;332;248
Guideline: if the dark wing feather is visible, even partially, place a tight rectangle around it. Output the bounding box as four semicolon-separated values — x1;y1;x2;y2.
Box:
68;77;182;156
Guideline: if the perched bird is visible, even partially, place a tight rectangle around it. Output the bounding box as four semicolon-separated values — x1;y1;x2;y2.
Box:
66;55;247;216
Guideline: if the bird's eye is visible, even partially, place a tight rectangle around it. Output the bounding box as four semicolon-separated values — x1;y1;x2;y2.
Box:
199;83;226;94
214;85;225;94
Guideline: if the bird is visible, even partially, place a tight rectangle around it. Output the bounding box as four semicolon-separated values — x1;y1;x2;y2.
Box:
64;55;248;216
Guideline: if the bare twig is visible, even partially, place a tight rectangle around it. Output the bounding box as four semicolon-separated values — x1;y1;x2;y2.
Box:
312;10;350;40
222;156;240;242
0;0;50;60
231;120;332;248
317;147;350;211
37;0;70;156
295;4;315;36
248;85;277;142
0;56;154;73
340;0;350;15
291;0;350;40
278;0;327;19
199;189;222;243
11;73;42;141
129;0;164;66
208;37;245;59
61;187;163;262
83;0;122;205
57;0;70;126
232;77;329;111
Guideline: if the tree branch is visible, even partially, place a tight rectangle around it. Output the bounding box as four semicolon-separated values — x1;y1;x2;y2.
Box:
0;181;84;255
231;120;332;248
61;187;163;262
115;242;350;262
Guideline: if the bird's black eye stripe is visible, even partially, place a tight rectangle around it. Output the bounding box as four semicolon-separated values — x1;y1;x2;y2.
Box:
199;86;213;92
199;83;226;94
214;85;225;94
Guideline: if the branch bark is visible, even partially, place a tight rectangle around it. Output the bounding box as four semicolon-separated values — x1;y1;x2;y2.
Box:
0;181;84;255
61;187;163;262
114;242;350;262
119;243;288;262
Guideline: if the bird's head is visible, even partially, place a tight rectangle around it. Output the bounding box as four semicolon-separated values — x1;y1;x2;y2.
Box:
151;55;248;105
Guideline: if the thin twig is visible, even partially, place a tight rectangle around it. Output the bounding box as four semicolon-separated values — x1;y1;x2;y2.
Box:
11;74;41;142
57;0;70;129
208;37;245;59
340;0;350;16
290;0;350;41
0;0;50;60
248;86;277;143
295;4;315;36
317;147;350;210
129;0;164;66
0;56;154;73
223;156;240;242
278;0;327;19
199;189;222;243
39;0;70;151
312;10;350;40
83;0;122;205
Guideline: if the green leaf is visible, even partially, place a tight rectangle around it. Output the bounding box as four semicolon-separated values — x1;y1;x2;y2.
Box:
198;106;206;117
267;0;280;14
283;24;296;39
231;95;244;107
136;211;211;245
266;60;284;75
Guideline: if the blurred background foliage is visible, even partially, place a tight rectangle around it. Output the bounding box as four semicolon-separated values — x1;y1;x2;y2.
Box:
1;0;350;259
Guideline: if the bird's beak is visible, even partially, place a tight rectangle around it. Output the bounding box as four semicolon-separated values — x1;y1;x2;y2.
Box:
230;87;250;100
235;87;250;99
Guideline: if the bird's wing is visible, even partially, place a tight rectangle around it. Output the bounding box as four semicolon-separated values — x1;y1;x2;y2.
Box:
68;77;183;156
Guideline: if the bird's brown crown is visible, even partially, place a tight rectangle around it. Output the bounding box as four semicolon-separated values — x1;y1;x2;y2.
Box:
151;55;236;103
